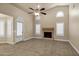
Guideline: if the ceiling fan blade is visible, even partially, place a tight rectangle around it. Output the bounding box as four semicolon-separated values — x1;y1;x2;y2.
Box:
40;8;45;11
41;12;47;15
28;12;33;14
29;8;34;10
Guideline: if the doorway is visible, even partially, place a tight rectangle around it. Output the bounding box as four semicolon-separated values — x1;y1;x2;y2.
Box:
16;17;24;43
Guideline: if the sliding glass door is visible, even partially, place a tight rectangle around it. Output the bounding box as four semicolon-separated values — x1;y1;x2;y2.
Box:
16;22;23;42
16;16;24;42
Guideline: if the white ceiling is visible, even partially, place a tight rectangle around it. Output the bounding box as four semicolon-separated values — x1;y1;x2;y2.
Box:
10;3;69;13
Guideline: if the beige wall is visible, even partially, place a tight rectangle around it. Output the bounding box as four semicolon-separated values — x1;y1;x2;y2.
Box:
40;6;69;40
69;4;79;52
0;3;33;44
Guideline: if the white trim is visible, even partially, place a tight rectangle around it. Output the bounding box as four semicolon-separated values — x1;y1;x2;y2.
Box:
54;39;69;42
23;37;33;41
3;37;79;54
0;41;7;43
0;40;15;45
31;37;54;40
7;41;15;45
69;41;79;54
32;37;42;39
11;37;33;44
42;38;54;40
8;37;79;54
53;39;79;54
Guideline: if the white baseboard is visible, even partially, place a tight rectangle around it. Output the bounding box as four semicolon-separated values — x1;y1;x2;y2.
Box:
54;39;79;54
69;41;79;54
23;37;33;41
0;40;15;45
32;37;54;40
54;39;69;42
7;41;15;45
1;37;78;54
32;37;42;39
0;42;7;44
42;38;53;40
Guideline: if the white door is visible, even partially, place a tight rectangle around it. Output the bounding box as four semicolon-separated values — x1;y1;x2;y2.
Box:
16;22;23;42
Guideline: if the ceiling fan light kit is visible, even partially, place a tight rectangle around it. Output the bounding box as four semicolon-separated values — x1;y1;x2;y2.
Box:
34;12;39;16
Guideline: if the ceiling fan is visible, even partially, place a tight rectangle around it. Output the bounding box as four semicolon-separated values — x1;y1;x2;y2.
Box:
28;5;47;15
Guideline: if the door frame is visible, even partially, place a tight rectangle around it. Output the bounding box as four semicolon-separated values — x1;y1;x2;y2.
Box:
15;17;24;43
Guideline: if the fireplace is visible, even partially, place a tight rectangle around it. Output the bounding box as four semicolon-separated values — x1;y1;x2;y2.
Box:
44;32;52;38
42;28;54;39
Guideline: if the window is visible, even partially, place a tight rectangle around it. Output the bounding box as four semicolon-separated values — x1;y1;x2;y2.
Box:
35;24;40;34
56;23;64;36
35;15;41;34
0;20;5;37
56;11;64;17
17;22;22;36
0;13;13;39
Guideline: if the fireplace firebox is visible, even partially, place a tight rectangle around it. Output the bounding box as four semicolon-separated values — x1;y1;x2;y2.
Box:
44;32;52;38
